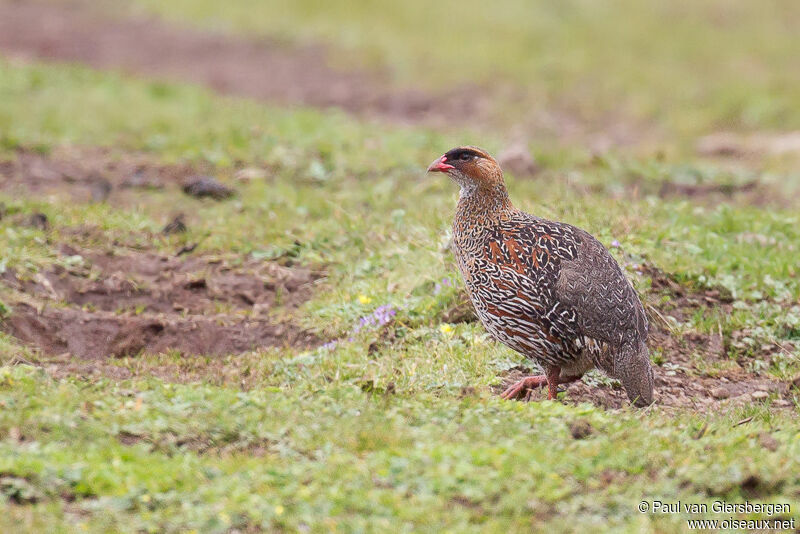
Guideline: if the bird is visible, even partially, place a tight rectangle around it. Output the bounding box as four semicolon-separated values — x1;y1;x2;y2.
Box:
427;146;654;406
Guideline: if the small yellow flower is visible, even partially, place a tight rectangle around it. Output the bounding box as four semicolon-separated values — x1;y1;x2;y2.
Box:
139;494;151;503
439;324;454;335
358;294;372;304
218;512;231;524
275;504;285;515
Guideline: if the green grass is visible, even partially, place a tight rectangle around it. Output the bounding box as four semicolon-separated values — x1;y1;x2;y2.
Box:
0;9;800;530
120;0;800;139
1;365;798;532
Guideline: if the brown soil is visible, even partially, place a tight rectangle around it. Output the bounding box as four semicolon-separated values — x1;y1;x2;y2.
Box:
0;0;485;125
697;132;800;158
0;146;213;203
498;266;796;412
654;179;790;208
1;245;321;358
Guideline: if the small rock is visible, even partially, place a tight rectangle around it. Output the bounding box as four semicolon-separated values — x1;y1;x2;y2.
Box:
162;214;187;235
24;212;49;230
497;142;539;176
568;419;593;440
89;177;112;202
710;387;729;399
182;176;235;200
751;391;769;400
758;432;779;452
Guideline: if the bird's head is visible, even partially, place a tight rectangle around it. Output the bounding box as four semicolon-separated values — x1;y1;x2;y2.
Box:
426;146;504;192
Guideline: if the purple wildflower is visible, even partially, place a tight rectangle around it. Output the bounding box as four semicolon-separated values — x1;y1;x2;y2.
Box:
611;240;621;248
373;305;396;325
321;340;338;351
352;305;397;334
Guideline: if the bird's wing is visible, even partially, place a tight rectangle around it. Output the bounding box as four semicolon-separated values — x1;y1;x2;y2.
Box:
554;227;648;346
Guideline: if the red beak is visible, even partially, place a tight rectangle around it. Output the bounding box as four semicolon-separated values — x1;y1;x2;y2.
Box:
427;155;454;173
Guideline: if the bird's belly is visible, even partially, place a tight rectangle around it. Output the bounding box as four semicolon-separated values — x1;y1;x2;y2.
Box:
460;264;562;360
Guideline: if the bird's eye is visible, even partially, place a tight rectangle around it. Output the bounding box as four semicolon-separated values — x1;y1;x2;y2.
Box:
460;153;473;161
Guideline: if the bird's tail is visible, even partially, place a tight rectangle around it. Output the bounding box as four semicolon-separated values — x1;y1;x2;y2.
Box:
613;340;654;407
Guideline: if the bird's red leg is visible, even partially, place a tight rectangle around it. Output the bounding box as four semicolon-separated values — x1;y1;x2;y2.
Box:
545;365;561;400
501;368;585;402
500;375;548;400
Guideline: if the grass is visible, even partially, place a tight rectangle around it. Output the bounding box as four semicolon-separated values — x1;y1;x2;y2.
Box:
120;0;800;139
1;365;798;532
0;3;799;531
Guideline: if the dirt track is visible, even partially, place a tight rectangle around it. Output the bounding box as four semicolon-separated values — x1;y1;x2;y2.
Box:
0;0;485;124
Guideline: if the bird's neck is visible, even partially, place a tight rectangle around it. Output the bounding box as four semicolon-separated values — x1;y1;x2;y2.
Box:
455;183;514;228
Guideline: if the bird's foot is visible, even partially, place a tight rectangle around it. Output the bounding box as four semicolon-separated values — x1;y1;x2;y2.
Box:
500;375;548;401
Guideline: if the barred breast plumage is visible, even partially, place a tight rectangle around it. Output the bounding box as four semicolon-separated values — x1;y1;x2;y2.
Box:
428;146;654;406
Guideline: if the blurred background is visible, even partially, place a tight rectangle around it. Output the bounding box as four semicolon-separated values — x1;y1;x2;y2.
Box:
3;0;800;154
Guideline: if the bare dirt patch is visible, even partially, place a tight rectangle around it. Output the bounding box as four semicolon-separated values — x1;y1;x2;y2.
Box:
496;266;795;412
697;132;800;158
0;146;213;203
1;245;321;358
0;0;485;125
653;178;791;208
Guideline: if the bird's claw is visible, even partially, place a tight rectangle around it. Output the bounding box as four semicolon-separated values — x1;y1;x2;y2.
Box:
500;375;548;401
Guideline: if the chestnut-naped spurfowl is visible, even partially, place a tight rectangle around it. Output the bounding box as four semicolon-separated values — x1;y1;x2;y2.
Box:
428;146;654;406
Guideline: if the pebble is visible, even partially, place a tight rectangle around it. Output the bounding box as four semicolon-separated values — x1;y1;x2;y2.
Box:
710;387;729;399
90;177;112;202
25;212;49;230
182;176;235;200
758;432;779;452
